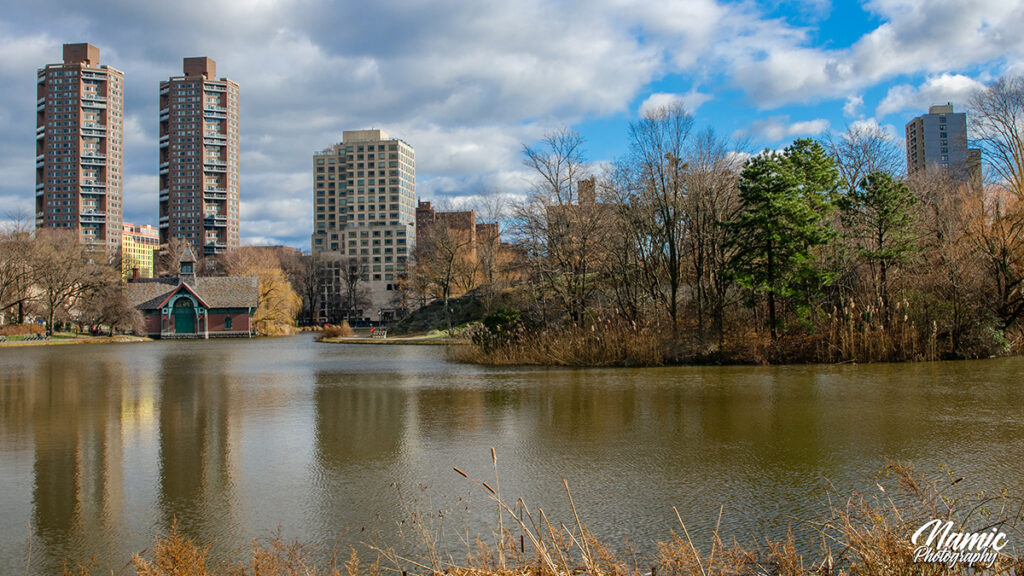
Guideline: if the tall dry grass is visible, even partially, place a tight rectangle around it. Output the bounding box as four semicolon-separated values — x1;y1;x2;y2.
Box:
52;457;1024;576
452;297;953;366
450;317;668;366
317;321;355;341
814;298;936;363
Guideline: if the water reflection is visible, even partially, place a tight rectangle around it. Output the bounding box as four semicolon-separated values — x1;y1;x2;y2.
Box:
26;351;128;575
157;350;237;545
3;339;1024;576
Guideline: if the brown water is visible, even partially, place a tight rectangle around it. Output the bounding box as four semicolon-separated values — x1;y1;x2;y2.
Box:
1;335;1023;574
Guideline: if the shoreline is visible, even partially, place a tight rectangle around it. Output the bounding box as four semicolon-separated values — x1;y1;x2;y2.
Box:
317;335;458;345
0;334;152;348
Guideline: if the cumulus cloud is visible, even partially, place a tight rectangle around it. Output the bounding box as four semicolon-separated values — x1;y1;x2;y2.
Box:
708;0;1024;107
843;95;864;118
736;116;830;142
638;90;713;116
1;0;1023;247
876;73;986;117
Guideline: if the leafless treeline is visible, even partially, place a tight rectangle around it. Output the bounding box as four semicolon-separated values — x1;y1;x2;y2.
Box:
481;76;1024;363
0;224;139;334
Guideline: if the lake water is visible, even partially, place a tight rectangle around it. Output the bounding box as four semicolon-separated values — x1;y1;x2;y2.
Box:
2;335;1023;574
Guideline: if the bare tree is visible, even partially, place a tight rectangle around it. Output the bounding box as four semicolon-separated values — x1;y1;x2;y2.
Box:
158;236;192;277
823;123;905;194
685;129;744;347
416;222;476;335
78;265;143;335
963;186;1024;331
970;75;1024;196
33;229;103;334
517;128;609;322
337;255;372;323
616;103;695;338
909;170;981;353
0;215;36;323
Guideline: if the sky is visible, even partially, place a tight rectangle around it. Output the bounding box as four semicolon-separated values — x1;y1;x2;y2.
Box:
1;0;1022;248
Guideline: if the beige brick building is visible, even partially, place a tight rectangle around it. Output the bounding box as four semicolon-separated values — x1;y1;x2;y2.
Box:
159;57;240;258
312;129;416;322
36;43;125;255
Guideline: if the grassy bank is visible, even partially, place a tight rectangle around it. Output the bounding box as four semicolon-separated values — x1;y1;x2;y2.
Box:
0;332;151;348
447;305;987;367
53;461;1024;576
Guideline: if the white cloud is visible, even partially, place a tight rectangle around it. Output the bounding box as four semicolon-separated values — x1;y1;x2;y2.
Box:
702;0;1024;107
843;95;864;118
876;73;986;117
736;116;830;142
639;90;713;116
3;0;1024;247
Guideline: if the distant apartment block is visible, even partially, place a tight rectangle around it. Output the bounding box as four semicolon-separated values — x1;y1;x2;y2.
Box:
415;200;503;256
121;222;160;280
312;129;416;322
159;57;240;258
905;104;982;189
36;43;125;255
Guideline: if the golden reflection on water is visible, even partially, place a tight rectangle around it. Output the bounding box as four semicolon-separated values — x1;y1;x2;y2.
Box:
3;338;1024;575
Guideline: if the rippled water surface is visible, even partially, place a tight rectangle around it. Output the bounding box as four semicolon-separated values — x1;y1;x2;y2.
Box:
2;335;1023;574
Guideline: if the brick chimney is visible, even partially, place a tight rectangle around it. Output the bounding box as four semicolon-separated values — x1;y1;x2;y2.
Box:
578;178;596;205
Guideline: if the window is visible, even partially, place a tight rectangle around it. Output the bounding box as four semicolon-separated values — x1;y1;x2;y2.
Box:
225;316;232;330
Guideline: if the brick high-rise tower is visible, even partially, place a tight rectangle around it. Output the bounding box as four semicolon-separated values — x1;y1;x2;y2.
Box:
36;43;125;254
159;57;240;257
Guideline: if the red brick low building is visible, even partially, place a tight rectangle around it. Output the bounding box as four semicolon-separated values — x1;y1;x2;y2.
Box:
126;246;258;338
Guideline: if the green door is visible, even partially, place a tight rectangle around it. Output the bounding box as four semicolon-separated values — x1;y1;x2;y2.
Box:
173;299;195;334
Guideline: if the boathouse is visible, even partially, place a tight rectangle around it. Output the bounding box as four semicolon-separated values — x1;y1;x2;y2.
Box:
126;246;259;338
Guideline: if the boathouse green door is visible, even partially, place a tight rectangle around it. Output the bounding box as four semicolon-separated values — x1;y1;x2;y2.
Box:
174;298;195;334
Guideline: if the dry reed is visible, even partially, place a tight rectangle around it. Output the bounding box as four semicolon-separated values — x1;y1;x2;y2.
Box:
317;321;355;341
51;458;1024;576
451;317;668;366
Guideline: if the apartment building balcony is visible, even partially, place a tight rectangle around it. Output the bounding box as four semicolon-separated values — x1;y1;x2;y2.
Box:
203;189;227;201
203;214;228;227
203;160;227;173
81;154;106;167
160;85;169;95
203;109;227;120
203;83;226;92
203;242;227;255
81;99;107;110
37;101;45;113
159;188;169;201
37;96;45;107
159;162;169;175
36;155;45;169
80;211;106;224
81;127;107;138
37;75;45;85
81;71;107;81
159;216;169;225
160;134;169;145
160;109;169;121
81;181;107;195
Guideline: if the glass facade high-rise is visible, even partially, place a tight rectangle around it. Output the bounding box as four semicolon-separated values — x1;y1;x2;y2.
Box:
36;43;125;255
312;129;416;321
159;57;240;257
